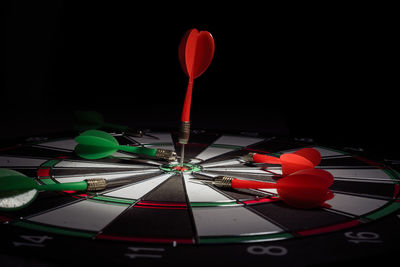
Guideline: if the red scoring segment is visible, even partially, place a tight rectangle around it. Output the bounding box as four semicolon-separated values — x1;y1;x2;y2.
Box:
172;165;188;172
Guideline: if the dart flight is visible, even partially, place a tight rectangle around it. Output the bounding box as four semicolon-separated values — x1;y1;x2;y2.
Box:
74;130;176;161
192;168;334;209
245;148;322;176
178;28;215;165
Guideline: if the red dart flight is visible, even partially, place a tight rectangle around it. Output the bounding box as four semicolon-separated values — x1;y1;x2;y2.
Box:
178;29;215;165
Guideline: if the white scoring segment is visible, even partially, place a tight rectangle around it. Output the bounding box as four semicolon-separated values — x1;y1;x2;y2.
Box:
28;199;128;231
326;193;388;216
192;135;264;162
192;206;283;236
37;139;77;150
324;168;394;182
104;173;172;199
183;173;233;203
54;159;153;169
214;135;264;147
202;166;277;175
0;156;48;167
192;147;233;162
281;146;345;157
53;169;160;183
200;159;243;168
132;133;175;150
38;138;143;158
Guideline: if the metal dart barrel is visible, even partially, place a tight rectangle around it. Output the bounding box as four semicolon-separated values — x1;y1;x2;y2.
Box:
178;121;191;165
155;148;177;161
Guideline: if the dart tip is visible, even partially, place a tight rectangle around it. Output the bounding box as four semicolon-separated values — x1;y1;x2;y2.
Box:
180;144;185;166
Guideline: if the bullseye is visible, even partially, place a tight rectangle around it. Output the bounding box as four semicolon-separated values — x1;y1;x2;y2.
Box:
159;163;201;173
173;165;188;172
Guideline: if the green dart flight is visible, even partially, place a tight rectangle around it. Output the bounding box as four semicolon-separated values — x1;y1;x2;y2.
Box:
74;130;176;161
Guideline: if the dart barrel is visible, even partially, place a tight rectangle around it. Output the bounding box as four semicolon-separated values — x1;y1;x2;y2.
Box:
242;152;256;163
178;121;191;144
212;176;235;189
85;178;108;191
155;149;177;161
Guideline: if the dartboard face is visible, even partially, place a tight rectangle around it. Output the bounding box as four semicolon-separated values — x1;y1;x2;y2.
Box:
1;130;399;266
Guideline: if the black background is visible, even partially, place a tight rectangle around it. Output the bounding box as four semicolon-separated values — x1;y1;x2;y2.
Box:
1;2;398;158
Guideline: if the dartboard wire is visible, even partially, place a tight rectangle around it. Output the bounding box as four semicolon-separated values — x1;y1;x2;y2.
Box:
194;178;238;203
93;170;165;196
19;196;87;220
199;157;245;168
180;172;200;244
319;193;399;222
0;154;55;166
330;189;396;201
52;168;162;182
94;173;177;240
32;144;73;153
95;199;141;239
242;204;292;234
120;134;141;146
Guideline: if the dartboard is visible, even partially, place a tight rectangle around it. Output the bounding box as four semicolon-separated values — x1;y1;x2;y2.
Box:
1;129;399;266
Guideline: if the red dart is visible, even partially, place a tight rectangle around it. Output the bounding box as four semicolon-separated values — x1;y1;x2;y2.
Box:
178;28;215;165
249;148;322;176
193;168;334;209
179;29;215;122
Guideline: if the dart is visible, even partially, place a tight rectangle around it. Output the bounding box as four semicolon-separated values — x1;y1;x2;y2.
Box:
74;130;176;161
191;168;334;209
0;168;148;211
74;110;159;139
178;28;215;165
243;148;322;176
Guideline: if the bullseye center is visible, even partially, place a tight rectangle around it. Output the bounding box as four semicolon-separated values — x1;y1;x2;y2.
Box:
160;163;201;173
173;165;188;171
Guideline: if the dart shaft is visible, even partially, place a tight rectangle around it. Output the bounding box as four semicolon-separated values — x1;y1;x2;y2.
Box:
119;145;176;161
181;78;194;122
209;176;277;189
180;144;185;166
232;178;277;189
38;181;89;191
178;121;191;165
178;120;191;144
119;145;157;157
252;153;281;164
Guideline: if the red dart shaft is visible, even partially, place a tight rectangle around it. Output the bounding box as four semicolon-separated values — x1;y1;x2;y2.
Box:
209;176;277;189
181;77;194;122
231;178;277;189
252;153;281;164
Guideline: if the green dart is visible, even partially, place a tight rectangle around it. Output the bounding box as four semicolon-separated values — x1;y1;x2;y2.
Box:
0;168;155;211
75;130;176;161
73;110;159;139
0;169;102;211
